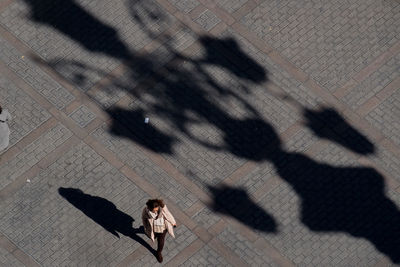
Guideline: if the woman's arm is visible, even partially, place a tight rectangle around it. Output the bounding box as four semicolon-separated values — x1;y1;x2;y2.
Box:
142;208;149;229
163;205;177;226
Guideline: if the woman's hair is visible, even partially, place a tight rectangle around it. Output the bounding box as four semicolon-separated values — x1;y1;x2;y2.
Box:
0;105;2;114
146;199;165;210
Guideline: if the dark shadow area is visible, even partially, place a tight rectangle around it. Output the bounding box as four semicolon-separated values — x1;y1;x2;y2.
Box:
198;36;267;83
304;107;375;155
275;152;400;263
22;0;155;80
106;107;175;154
22;0;400;262
208;184;277;233
58;188;155;255
22;0;269;155
223;119;400;263
22;0;131;59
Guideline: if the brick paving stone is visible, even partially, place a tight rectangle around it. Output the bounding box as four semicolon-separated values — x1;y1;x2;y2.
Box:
0;123;72;190
220;29;322;109
0;0;399;265
0;142;150;267
0;0;175;92
191;206;222;229
258;183;384;266
366;89;400;147
87;28;195;109
233;123;317;199
88;85;127;109
241;0;400;92
91;124;198;210
343;53;400;110
181;244;232;266
0;246;24;267
129;225;197;266
130;34;303;189
283;127;319;153
0;76;51;149
0;36;75;109
69;105;96;128
218;226;278;266
121;79;246;189
231;138;398;265
234;162;276;196
163;134;245;191
195;10;221;31
313;142;359;166
168;0;200;13
369;146;400;185
150;26;197;63
215;0;248;13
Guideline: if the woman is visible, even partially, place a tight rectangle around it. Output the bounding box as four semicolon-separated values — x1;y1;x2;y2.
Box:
142;199;176;263
0;105;12;151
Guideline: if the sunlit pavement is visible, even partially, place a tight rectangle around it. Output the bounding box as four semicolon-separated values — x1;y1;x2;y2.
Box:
0;0;400;266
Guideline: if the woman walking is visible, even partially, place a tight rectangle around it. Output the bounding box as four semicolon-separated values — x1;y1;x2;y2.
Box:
0;105;12;152
142;199;176;263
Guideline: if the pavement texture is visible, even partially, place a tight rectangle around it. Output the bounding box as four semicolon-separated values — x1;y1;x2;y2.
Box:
0;0;399;266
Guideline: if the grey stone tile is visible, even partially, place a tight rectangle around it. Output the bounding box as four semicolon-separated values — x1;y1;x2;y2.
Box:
69;105;96;128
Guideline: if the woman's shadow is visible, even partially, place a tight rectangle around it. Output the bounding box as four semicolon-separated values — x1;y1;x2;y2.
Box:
58;187;155;255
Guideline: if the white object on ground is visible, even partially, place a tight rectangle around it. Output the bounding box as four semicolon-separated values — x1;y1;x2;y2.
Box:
0;109;11;151
144;118;149;124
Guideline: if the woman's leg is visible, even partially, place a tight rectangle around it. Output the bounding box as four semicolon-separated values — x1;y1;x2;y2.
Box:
155;230;167;262
156;230;167;253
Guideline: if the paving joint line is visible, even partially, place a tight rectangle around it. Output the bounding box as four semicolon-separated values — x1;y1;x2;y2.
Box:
0;135;80;201
227;21;400;159
83;122;288;266
0;232;41;267
0;0;14;13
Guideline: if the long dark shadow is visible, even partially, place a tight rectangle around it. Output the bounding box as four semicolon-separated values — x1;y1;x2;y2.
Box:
198;36;267;83
304;107;375;155
58;187;155;255
208;184;277;233
106;107;175;154
21;0;400;263
221;118;400;263
22;0;130;59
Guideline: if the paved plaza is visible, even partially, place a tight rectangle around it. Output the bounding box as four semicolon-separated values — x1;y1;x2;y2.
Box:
0;0;400;266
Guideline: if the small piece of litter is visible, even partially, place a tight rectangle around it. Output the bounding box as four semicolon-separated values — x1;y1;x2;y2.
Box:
144;118;149;124
269;26;272;31
27;179;31;183
21;56;24;59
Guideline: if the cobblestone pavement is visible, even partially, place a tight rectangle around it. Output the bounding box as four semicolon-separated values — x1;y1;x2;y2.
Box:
0;0;399;266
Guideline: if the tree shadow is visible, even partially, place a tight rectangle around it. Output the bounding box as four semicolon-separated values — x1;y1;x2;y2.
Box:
21;0;400;262
58;187;155;255
304;107;375;155
222;118;400;263
22;0;131;60
198;36;267;83
208;184;277;233
106;107;175;154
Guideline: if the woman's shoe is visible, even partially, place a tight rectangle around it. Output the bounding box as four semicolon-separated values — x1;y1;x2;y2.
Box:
156;252;163;263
